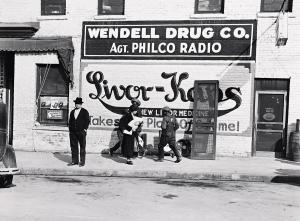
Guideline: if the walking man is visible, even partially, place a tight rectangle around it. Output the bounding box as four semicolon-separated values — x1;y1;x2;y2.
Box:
157;106;182;163
68;97;90;167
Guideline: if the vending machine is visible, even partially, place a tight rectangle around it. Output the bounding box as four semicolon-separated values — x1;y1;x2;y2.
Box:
191;80;219;160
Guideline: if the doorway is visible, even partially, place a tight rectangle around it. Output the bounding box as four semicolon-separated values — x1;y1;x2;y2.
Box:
254;79;289;158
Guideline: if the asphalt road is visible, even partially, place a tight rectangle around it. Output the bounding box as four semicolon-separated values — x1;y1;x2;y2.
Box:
0;175;299;221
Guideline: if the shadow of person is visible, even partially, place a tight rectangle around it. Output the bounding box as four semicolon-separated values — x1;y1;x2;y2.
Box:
271;169;300;187
53;152;72;164
101;153;127;164
275;158;300;166
0;184;16;189
102;128;121;155
272;168;300;186
274;138;284;159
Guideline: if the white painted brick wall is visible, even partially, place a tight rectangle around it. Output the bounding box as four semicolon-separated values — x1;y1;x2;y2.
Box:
13;53;59;150
1;0;299;156
255;1;300;135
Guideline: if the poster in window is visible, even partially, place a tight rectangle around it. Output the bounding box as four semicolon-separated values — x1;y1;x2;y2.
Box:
47;110;63;119
41;96;68;109
258;94;284;123
40;96;51;108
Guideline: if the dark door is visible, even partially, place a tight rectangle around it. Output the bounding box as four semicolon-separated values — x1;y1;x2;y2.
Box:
0;90;8;158
191;81;218;160
0;53;14;146
254;91;286;157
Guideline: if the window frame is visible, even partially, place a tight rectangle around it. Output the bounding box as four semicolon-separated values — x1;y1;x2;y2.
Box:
194;0;225;14
261;0;293;13
41;0;66;16
98;0;125;15
36;64;69;126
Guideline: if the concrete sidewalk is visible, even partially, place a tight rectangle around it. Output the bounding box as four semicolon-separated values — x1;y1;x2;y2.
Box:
15;151;300;183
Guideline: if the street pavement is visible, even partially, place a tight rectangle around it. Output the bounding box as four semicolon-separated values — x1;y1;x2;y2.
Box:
1;175;299;221
14;151;300;183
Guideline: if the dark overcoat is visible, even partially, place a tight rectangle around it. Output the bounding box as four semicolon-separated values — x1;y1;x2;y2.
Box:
120;112;135;158
68;108;90;132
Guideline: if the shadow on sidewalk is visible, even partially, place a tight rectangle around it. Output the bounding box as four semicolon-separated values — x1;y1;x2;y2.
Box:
271;169;300;187
275;158;300;166
53;152;72;164
101;153;127;164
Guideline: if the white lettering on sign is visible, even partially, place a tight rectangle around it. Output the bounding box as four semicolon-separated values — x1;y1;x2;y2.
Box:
165;27;215;39
88;27;160;39
131;42;176;54
219;27;250;39
180;42;221;54
109;43;129;54
83;22;256;59
220;27;231;39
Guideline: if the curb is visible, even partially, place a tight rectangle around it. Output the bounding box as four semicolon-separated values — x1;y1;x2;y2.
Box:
17;167;280;183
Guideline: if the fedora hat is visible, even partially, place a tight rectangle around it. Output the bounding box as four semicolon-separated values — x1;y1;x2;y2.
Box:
73;97;83;104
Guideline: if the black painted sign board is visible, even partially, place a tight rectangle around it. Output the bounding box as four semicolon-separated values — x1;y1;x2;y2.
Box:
82;20;257;60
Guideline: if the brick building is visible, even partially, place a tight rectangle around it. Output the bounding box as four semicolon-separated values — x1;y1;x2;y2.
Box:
0;0;299;158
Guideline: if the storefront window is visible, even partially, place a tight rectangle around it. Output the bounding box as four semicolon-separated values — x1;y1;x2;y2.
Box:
261;0;293;12
98;0;124;15
195;0;224;13
41;0;66;15
36;64;69;126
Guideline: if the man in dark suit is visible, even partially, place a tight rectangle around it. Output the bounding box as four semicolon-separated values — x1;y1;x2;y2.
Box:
68;97;90;167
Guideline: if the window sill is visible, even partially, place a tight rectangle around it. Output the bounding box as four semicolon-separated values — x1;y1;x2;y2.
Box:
33;124;69;132
257;12;295;18
190;14;226;19
93;15;126;20
37;15;68;21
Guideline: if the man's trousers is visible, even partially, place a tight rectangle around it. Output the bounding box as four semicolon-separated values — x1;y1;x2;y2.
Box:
158;136;180;159
69;130;87;164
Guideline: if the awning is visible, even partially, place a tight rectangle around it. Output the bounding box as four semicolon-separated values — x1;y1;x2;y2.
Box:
0;37;74;83
0;22;39;38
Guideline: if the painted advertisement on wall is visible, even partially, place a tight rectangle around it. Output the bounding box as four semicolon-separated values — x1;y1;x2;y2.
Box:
80;20;256;155
81;62;252;137
82;20;257;60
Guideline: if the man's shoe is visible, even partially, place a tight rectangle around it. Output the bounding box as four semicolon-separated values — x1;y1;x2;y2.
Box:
109;148;113;157
79;162;85;167
155;158;164;162
126;160;133;165
67;162;78;166
175;158;182;163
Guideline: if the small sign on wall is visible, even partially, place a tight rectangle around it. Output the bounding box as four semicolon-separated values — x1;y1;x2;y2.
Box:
47;110;63;120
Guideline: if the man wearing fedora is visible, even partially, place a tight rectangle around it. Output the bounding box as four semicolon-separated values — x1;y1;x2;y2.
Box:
68;97;90;167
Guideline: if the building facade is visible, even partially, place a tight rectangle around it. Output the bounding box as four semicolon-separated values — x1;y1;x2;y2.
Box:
0;0;299;158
